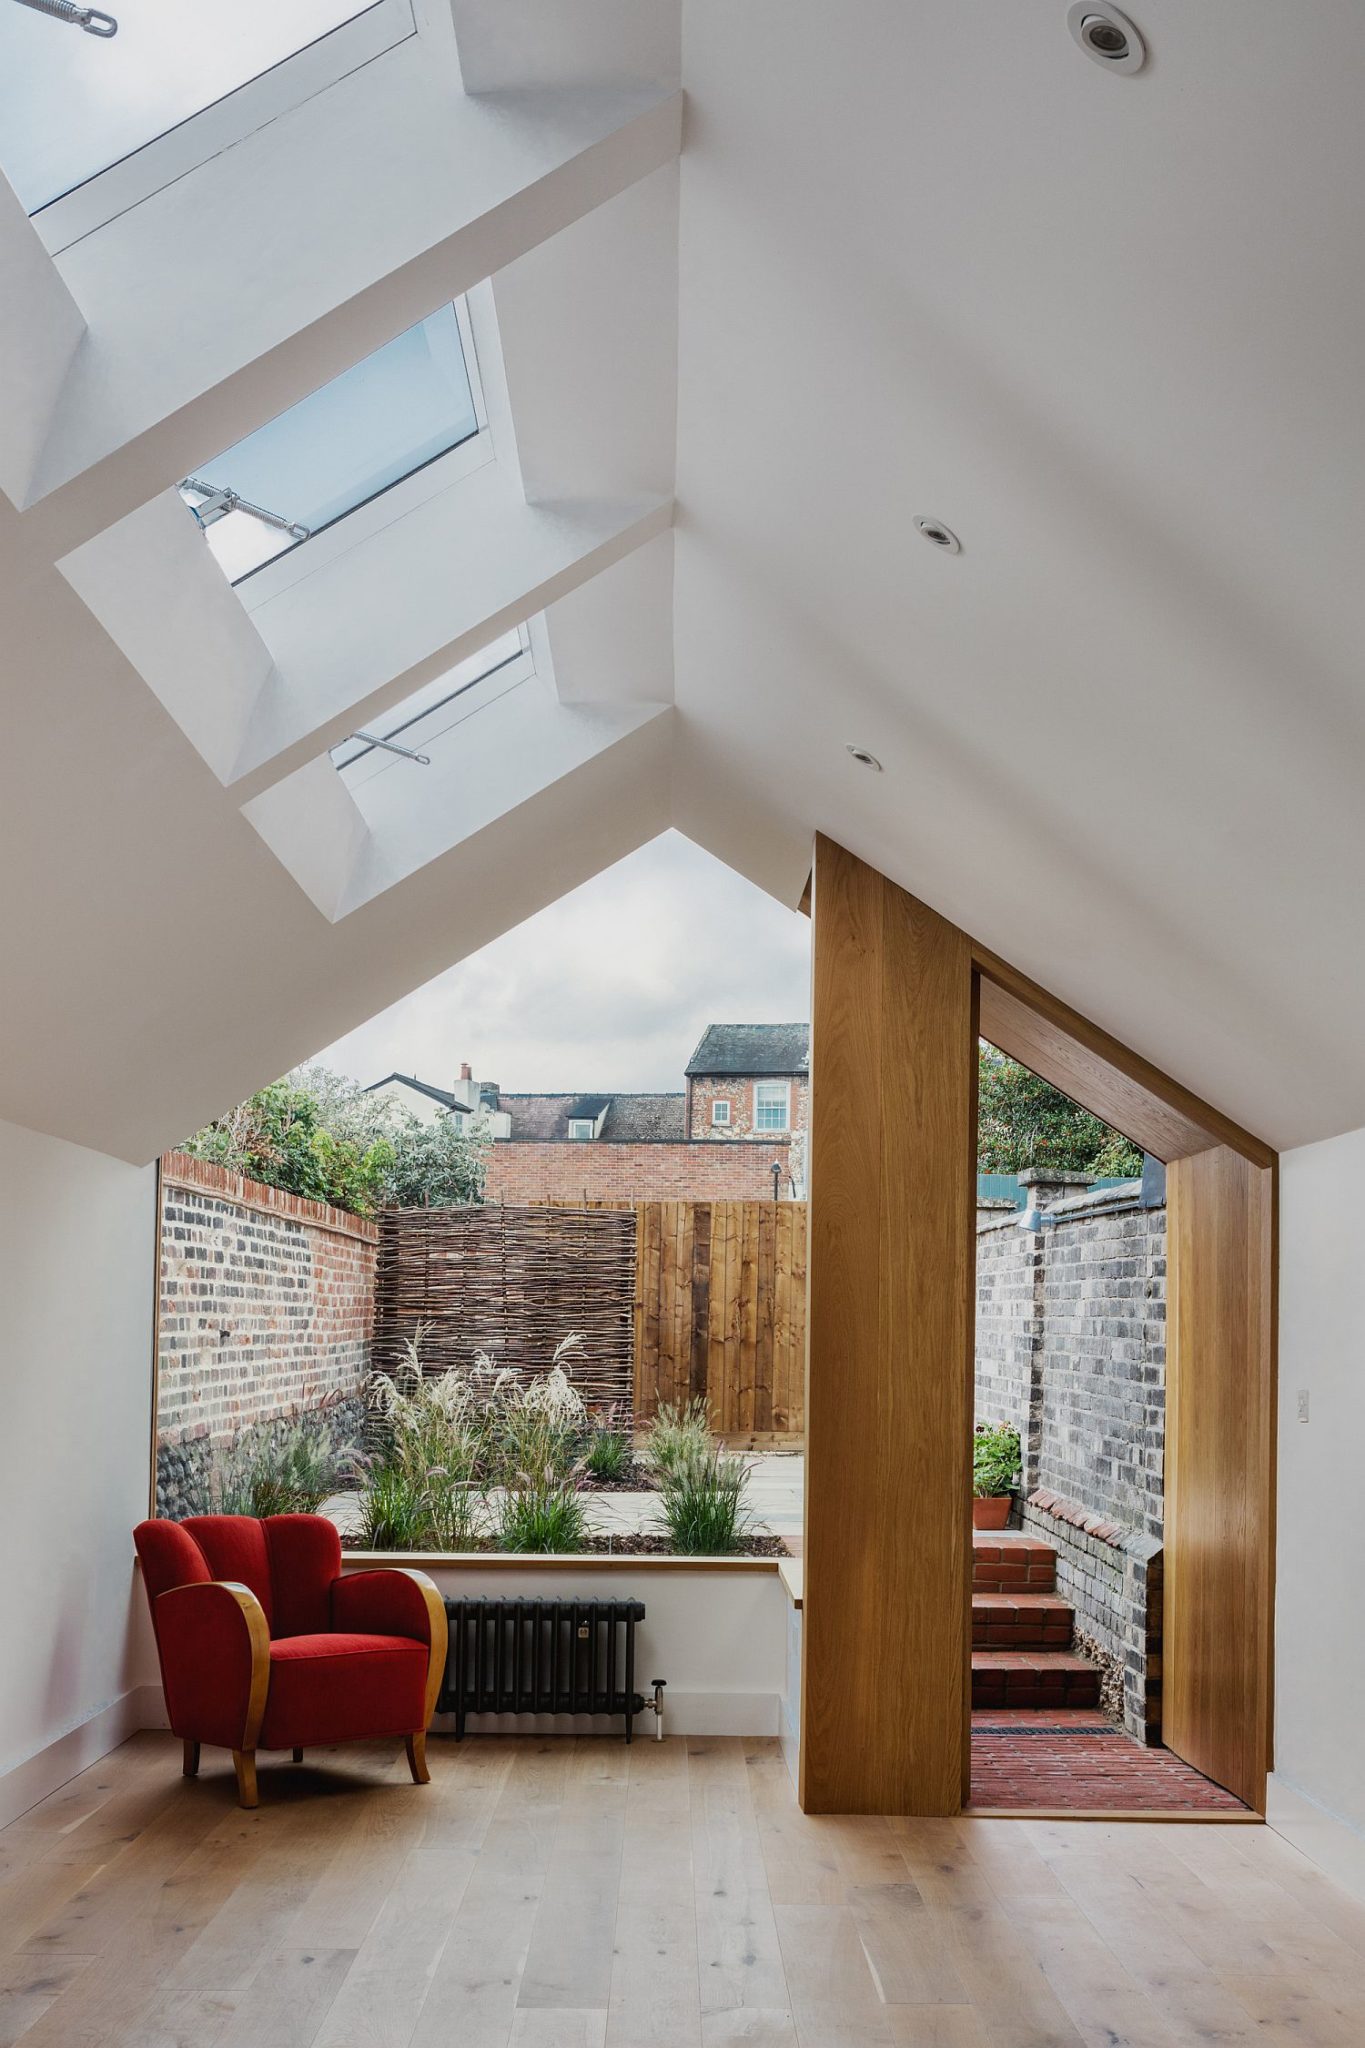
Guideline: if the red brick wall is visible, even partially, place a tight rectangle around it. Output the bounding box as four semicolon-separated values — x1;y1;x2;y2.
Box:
687;1073;810;1141
483;1138;795;1203
155;1152;377;1515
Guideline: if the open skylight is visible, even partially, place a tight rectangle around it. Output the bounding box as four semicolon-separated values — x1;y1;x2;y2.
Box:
332;629;532;789
179;302;481;584
0;0;405;217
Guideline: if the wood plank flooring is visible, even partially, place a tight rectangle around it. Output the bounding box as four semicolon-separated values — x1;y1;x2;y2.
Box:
1;1731;1363;2047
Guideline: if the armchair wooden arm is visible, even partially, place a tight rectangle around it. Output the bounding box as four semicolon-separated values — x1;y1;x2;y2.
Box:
156;1580;270;1806
332;1567;448;1782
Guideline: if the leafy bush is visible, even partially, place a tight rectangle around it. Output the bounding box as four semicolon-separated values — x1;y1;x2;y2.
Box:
583;1423;630;1483
354;1460;431;1550
358;1331;597;1552
655;1443;753;1555
978;1043;1143;1178
212;1413;346;1517
641;1397;712;1479
182;1064;490;1217
495;1473;588;1554
973;1421;1022;1499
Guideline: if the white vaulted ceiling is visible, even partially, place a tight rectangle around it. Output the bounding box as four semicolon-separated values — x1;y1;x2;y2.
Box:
2;1;1364;1160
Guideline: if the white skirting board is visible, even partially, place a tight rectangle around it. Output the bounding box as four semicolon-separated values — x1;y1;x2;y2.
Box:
0;1680;780;1825
1267;1773;1365;1906
0;1685;164;1830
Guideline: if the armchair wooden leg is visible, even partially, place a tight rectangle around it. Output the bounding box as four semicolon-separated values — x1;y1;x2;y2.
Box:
182;1739;200;1779
405;1732;430;1785
232;1749;259;1809
292;1747;304;1763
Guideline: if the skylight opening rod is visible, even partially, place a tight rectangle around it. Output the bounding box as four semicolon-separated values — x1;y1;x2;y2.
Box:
347;732;432;765
11;0;117;34
181;477;309;543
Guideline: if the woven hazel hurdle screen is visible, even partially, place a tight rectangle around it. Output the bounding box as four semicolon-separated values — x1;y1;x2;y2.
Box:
371;1203;637;1415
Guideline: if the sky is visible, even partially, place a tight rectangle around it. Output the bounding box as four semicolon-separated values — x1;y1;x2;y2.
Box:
315;832;811;1096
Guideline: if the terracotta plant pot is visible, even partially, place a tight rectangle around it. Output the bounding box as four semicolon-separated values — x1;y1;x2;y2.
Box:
972;1494;1012;1530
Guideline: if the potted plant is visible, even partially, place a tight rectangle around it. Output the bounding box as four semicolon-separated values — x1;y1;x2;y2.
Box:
972;1421;1021;1529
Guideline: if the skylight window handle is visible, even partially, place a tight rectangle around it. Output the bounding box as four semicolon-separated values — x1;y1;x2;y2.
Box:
11;0;117;34
346;733;432;766
180;477;310;544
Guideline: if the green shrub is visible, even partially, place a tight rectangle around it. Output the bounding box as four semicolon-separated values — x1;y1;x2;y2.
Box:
583;1422;630;1483
496;1473;588;1554
641;1397;712;1479
973;1421;1021;1499
212;1416;344;1518
656;1444;753;1555
355;1461;431;1550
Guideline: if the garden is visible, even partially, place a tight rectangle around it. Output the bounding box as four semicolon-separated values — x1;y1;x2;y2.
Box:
210;1332;786;1558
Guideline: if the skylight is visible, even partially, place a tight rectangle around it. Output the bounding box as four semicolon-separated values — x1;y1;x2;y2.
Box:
0;0;394;215
332;630;530;788
179;303;480;584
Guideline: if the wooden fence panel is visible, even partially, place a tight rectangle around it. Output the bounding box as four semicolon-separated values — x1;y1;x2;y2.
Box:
632;1200;806;1441
373;1199;807;1441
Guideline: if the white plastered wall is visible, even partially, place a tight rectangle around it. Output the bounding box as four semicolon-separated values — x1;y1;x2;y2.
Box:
0;1119;158;1825
1269;1121;1365;1897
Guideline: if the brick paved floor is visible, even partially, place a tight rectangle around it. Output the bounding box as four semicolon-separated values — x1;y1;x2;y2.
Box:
969;1709;1247;1811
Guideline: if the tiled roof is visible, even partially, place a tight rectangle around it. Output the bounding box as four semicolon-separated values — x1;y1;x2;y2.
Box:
685;1022;809;1077
495;1091;686;1141
600;1094;685;1141
362;1072;468;1111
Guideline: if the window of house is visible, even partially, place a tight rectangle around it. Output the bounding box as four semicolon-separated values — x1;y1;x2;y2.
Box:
754;1081;791;1132
568;1119;595;1141
711;1100;731;1126
0;0;410;223
180;298;481;584
331;627;529;786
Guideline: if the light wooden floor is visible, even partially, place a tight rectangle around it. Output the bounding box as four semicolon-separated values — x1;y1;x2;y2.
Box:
2;1733;1363;2048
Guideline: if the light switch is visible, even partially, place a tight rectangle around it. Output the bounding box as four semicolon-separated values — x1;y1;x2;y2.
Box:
1297;1389;1310;1423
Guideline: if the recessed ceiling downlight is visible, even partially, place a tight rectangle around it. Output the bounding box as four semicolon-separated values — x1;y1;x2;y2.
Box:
1067;3;1146;72
846;745;883;772
915;517;961;554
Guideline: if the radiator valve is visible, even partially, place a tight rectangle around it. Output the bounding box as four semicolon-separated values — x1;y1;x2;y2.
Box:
650;1678;666;1741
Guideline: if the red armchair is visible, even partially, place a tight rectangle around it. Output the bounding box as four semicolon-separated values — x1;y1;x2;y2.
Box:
134;1513;447;1808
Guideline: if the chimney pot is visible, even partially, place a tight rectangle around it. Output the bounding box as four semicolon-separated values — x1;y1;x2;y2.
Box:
459;1062;472;1081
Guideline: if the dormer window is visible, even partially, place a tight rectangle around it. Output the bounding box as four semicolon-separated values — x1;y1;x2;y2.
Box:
568;1119;595;1142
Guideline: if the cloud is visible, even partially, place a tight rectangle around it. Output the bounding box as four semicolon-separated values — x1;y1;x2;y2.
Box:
316;831;811;1093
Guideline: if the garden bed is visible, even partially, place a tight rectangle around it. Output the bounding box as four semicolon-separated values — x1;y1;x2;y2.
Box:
577;1459;660;1493
340;1530;789;1558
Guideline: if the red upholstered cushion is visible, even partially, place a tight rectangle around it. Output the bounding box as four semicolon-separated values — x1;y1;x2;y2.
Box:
183;1516;274;1630
134;1519;211;1606
332;1568;436;1644
259;1633;428;1749
264;1515;342;1638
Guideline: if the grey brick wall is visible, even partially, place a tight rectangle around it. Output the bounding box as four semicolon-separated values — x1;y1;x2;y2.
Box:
975;1180;1166;1740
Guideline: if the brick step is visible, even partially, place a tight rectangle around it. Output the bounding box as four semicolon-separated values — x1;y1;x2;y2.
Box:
972;1649;1100;1711
973;1532;1056;1594
972;1592;1074;1650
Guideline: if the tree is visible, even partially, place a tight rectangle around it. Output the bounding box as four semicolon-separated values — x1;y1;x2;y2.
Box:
977;1042;1143;1178
379;1110;488;1208
182;1065;489;1216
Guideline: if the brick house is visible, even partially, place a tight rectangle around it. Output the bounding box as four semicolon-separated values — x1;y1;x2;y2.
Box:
433;1025;810;1202
685;1023;809;1148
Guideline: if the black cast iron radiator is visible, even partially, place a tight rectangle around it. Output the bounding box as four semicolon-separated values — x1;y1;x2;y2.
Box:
438;1597;657;1741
